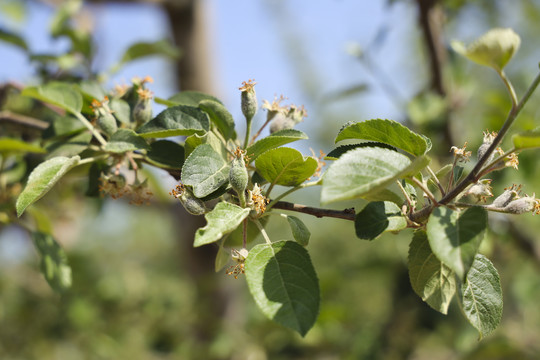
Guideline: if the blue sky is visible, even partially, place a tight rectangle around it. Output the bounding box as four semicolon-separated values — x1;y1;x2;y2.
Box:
0;1;419;127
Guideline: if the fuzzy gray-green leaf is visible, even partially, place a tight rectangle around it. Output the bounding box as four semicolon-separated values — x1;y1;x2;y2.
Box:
16;156;80;217
182;144;230;198
194;202;250;247
137;105;209;138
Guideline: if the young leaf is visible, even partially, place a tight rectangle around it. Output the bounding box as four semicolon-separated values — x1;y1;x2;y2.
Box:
199;99;236;140
355;201;407;240
512;129;540;150
245;240;320;336
194;202;250;247
16;156;80;217
181;144;230;198
321;147;429;204
32;232;72;293
109;98;131;124
408;231;456;314
460;254;503;339
145;140;184;169
282;214;311;246
0;138;45;154
255;147;318;187
246;129;308;161
335;119;431;156
137;105;209;138
119;39;181;65
22;82;83;114
426;207;487;281
451;28;520;72
156;90;222;107
215;241;231;272
103;129;150;153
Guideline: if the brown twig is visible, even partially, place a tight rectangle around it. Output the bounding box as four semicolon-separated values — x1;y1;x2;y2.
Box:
271;200;356;221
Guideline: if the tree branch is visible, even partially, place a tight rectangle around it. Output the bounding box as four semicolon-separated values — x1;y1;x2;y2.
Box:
271;200;356;221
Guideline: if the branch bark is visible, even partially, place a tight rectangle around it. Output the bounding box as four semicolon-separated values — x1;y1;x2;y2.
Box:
272;200;356;221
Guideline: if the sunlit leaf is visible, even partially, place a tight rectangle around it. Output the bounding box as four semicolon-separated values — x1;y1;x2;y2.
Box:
194;202;250;247
255;147;317;187
325;142;396;160
46;131;92;158
427;207;487;281
246;129;308;161
16;156;80;217
335;119;431;156
408;231;456;314
451;28;520;71
22;82;83;114
355;201;407;240
156;91;222;107
460;254;503;339
321;147;429;204
245;240;320;336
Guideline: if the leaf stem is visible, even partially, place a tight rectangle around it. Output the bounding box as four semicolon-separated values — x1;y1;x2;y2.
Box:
396;180;413;209
426;165;446;196
254;219;272;244
266;180;321;211
411;176;438;205
74;112;108;146
498;69;519;108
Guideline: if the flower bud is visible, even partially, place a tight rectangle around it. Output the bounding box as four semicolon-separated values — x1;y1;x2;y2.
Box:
229;149;249;207
132;88;153;127
464;179;493;202
491;184;520;208
269;113;296;133
239;80;258;123
503;196;538;214
170;184;207;215
91;97;117;137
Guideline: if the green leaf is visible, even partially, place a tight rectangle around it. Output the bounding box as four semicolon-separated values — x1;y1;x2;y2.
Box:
32;232;71;292
427;207;487;281
78;80;106;100
137;105;209;138
22;82;83;114
199;99;236;139
255;147;318;187
119;39;181;65
0;28;28;51
194;202;250;247
215;241;231;272
184;131;228;159
325;142;397;160
0;138;45;154
246;129;308;161
335;119;430;156
451;28;520;71
245;240;320;336
46;131;92;158
103;129;150;153
109;98;131;124
512;130;540;150
282;215;311;246
145;140;184;169
460;254;503;339
157;91;223;107
355;201;407;240
321;147;429;204
16;156;80;217
408;231;456;314
181;144;230;198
